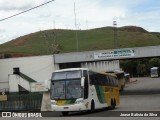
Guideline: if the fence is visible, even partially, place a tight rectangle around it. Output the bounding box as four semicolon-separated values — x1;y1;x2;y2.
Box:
0;92;43;111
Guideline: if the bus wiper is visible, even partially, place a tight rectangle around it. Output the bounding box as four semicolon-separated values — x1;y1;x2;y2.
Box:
57;84;65;100
67;88;74;99
57;92;64;100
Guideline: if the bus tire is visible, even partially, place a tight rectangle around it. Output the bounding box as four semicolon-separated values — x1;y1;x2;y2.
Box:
114;99;116;107
109;99;115;110
90;100;95;112
111;100;116;109
121;85;124;91
62;112;69;116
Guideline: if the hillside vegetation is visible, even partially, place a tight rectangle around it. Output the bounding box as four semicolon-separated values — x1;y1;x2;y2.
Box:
0;26;160;57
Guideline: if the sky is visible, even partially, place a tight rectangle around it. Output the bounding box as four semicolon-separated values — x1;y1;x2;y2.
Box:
0;0;160;44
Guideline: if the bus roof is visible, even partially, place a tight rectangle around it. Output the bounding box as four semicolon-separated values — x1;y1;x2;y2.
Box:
106;70;124;74
54;68;117;77
54;68;89;72
151;67;159;69
98;72;117;78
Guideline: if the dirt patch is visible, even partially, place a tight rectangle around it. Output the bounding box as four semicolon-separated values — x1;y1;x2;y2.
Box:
12;33;35;46
0;52;38;59
119;26;148;33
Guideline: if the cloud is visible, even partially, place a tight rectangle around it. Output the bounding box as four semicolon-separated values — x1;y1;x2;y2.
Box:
0;32;20;44
0;0;46;11
0;0;160;44
0;34;8;44
38;13;52;18
0;29;5;33
0;0;33;11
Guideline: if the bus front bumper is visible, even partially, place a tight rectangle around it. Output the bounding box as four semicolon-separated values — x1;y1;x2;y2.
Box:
51;103;89;111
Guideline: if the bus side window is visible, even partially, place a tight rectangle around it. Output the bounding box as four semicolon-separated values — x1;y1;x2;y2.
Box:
105;76;108;85
83;70;89;99
108;77;111;86
96;74;100;85
113;78;116;86
106;76;109;86
89;71;94;85
95;73;99;85
114;77;118;86
110;77;113;86
102;75;106;85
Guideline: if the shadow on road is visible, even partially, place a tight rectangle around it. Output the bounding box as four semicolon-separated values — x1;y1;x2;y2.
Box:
121;89;160;95
121;77;160;95
65;107;118;117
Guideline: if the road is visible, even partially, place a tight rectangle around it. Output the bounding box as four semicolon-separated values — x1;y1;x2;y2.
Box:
40;77;160;117
122;77;160;95
3;77;160;120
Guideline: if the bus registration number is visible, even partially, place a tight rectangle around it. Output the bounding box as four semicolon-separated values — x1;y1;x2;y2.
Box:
56;100;64;105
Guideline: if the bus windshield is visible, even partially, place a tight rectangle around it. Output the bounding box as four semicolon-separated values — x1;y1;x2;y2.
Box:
51;70;83;100
51;79;83;100
151;69;158;75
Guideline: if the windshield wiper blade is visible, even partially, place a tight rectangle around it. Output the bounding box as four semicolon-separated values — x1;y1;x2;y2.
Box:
67;88;74;99
57;92;64;100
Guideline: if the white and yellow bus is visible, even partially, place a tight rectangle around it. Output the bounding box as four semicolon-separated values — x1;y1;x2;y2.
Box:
50;68;120;116
106;70;125;91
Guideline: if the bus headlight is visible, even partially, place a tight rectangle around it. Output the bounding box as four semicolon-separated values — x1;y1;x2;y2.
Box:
76;100;84;104
51;101;56;105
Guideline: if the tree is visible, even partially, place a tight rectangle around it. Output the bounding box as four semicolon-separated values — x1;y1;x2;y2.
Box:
120;58;160;77
4;53;12;58
149;58;160;68
120;60;138;77
137;63;147;77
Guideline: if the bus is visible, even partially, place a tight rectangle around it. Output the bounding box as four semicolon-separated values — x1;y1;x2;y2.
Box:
150;67;159;78
124;73;130;83
106;70;125;91
49;68;120;116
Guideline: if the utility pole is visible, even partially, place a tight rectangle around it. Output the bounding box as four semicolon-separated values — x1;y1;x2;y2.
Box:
74;2;79;51
113;20;118;49
86;20;88;30
53;20;55;30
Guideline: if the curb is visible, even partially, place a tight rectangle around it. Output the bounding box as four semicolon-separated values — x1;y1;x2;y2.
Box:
126;79;138;84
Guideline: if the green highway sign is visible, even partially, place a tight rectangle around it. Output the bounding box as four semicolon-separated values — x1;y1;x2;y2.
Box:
94;49;135;60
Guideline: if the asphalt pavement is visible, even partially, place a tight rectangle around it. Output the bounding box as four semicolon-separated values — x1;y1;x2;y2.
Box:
122;77;160;95
2;77;160;119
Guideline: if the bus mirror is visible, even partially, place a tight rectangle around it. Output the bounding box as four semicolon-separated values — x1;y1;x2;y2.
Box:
81;77;85;87
52;82;54;85
45;79;51;89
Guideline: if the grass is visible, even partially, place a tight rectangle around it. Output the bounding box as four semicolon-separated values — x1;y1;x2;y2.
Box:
0;26;160;56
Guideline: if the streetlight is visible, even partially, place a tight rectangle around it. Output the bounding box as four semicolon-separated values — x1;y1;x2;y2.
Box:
74;2;79;51
113;20;118;48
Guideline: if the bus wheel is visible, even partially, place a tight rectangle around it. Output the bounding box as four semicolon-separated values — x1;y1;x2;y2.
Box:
121;85;124;91
109;99;115;110
90;100;95;112
62;112;69;116
114;99;116;107
111;100;116;109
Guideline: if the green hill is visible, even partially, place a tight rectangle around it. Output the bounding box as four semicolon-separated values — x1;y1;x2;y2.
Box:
0;26;160;58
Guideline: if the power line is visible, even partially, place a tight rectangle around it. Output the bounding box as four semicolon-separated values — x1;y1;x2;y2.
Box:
0;0;55;22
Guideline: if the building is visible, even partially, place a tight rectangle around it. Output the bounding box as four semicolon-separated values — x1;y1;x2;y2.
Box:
0;51;120;92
